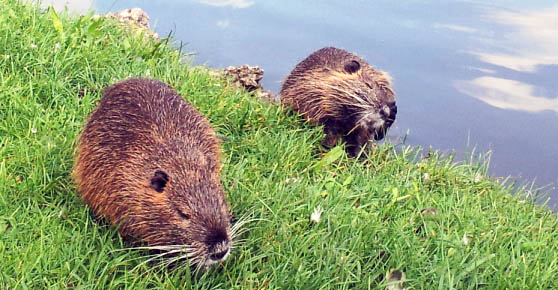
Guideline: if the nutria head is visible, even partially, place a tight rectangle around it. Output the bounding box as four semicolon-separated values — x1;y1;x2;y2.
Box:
123;148;233;268
73;78;235;269
280;47;397;157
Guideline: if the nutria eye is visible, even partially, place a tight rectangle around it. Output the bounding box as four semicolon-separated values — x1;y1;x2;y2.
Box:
344;60;360;74
150;170;169;193
176;209;191;220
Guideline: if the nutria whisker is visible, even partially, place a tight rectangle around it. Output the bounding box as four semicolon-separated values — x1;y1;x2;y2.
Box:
131;248;193;272
118;251;166;266
114;245;189;252
151;248;201;274
347;123;362;136
230;215;261;240
228;238;248;250
322;84;372;107
193;256;207;273
109;244;192;262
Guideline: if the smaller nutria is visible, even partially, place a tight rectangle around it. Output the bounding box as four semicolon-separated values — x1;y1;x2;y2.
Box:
280;47;397;157
73;78;234;269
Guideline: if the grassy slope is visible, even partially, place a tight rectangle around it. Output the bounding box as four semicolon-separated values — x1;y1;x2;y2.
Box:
1;1;557;289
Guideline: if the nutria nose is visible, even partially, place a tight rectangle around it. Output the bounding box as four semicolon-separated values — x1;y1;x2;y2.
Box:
389;103;397;117
209;246;230;261
207;230;230;261
381;103;397;120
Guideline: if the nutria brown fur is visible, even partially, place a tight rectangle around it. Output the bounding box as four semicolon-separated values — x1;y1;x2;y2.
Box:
280;47;397;157
73;78;232;268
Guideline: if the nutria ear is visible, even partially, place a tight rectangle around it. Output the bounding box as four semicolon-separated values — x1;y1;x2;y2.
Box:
344;60;361;74
150;170;169;193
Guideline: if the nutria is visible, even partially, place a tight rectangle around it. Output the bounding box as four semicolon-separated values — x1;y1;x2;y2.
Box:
280;47;397;157
73;78;233;269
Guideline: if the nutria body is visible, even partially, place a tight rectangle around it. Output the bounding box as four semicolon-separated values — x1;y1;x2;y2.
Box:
73;78;232;268
280;47;397;157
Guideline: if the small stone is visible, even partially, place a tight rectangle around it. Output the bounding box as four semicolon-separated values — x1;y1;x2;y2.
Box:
257;89;279;104
420;208;437;215
463;233;472;245
423;173;430;183
285;177;300;184
474;173;483;183
385;269;406;290
58;209;69;218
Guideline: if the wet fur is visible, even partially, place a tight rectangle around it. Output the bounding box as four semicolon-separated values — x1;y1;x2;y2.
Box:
73;78;232;267
280;47;397;157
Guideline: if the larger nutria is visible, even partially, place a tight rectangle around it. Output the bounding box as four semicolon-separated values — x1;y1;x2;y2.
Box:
73;78;235;269
280;47;397;157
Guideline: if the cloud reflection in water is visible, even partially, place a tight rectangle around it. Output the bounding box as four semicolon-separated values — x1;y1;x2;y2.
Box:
458;6;558;113
456;77;558;113
195;0;254;9
470;6;558;73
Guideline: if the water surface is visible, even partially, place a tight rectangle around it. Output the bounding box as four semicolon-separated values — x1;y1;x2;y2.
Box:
47;0;558;206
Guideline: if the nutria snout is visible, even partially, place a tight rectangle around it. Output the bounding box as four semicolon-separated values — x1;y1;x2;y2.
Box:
280;47;397;157
73;78;234;269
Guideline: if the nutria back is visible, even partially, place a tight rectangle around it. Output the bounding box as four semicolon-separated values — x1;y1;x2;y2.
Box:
73;78;232;268
280;47;397;157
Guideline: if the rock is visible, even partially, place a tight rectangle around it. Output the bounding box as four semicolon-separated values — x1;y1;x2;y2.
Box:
221;65;279;104
223;65;264;92
257;89;279;104
94;8;158;40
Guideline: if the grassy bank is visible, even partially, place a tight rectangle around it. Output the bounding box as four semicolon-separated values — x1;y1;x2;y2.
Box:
1;1;557;288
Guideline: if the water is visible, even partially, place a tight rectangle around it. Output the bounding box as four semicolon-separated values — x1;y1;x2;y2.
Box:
44;0;558;206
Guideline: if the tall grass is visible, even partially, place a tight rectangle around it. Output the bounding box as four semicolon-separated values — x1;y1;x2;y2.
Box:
1;1;557;288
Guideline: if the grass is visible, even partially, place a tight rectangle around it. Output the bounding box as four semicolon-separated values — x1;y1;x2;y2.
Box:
1;1;557;289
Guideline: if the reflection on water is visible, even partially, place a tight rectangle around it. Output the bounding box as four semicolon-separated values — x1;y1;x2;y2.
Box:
469;7;558;73
216;19;230;29
456;77;558;113
457;5;558;114
195;0;254;9
432;23;477;34
87;0;557;205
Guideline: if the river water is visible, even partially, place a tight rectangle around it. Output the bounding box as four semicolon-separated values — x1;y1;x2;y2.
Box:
42;0;558;207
